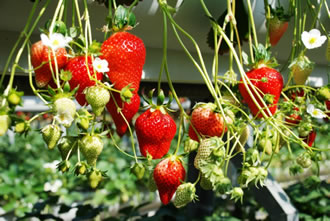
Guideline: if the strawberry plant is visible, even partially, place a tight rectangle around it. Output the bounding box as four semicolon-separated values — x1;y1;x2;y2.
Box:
0;0;329;216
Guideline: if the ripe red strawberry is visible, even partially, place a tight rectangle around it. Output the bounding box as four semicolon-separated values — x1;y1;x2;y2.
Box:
106;92;140;136
31;40;68;88
188;103;227;142
239;66;283;118
135;107;176;159
268;19;288;46
101;32;146;93
153;156;186;205
65;56;103;106
267;5;290;46
285;107;302;125
303;130;316;147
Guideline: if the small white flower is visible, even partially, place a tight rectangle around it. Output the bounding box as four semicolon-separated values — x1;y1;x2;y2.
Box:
54;109;74;127
44;179;63;193
41;33;72;50
307;104;327;118
43;160;61;173
93;57;109;73
301;29;327;49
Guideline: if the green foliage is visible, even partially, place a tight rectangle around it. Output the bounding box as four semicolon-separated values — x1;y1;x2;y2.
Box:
286;179;330;220
0;130;152;218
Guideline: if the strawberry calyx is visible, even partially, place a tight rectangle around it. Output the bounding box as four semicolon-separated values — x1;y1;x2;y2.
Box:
250;44;278;69
120;85;134;103
269;5;291;22
112;5;136;32
142;89;174;115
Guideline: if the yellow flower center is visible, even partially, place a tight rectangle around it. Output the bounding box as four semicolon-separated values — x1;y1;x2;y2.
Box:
309;37;316;45
312;110;319;115
52;39;60;46
97;64;102;70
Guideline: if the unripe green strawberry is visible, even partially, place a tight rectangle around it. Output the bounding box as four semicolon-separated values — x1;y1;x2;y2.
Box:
74;162;88;175
183;138;199;153
233;124;249;152
15;122;29;134
85;85;110;116
53;97;76;128
258;138;273;155
200;175;213;190
58;160;71;173
80;134;103;166
77;108;92;130
42;124;61;149
289;55;314;85
8;90;23;106
88;169;103;188
173;183;197;208
296;152;312;168
0;114;11;136
215;177;231;194
230;187;244;203
298;121;313;137
58;137;76;160
131;163;145;180
194;137;223;170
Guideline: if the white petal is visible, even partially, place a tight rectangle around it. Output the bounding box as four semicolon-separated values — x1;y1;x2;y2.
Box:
65;36;73;44
317;35;327;46
309;29;321;37
44;182;52;191
41;33;51;46
307;104;315;114
313;109;327;118
53;180;63;188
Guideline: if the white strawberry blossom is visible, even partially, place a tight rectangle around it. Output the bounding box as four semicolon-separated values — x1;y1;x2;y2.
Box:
44;179;63;193
307;104;327;119
41;33;72;50
43;160;61;173
54;98;76;127
301;29;326;49
93;57;109;73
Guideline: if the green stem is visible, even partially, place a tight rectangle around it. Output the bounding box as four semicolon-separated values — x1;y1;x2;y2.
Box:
173;113;184;155
4;0;50;97
74;0;84;35
27;111;48;123
128;0;139;12
27;44;47;104
49;0;64;35
0;0;39;89
110;92;139;163
246;0;258;46
264;0;270;48
108;131;142;159
157;11;167;95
